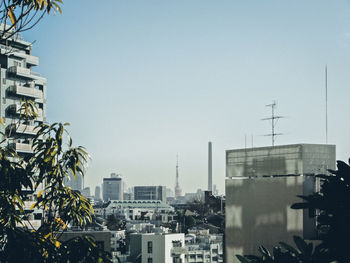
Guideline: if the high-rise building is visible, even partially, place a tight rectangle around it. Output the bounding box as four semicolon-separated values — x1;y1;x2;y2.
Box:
0;28;46;229
103;173;123;201
81;187;90;198
94;185;101;201
64;172;83;192
134;186;166;202
225;144;336;263
0;28;46;148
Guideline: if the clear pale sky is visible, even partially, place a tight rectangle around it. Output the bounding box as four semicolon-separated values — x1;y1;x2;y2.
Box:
22;0;350;195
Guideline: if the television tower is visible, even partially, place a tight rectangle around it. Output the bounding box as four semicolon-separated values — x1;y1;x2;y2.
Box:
174;154;182;199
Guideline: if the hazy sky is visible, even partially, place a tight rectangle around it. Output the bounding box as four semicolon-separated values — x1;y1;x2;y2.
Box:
22;0;350;194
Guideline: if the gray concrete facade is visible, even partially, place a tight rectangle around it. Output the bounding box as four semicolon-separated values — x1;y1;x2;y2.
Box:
134;186;166;202
103;176;123;201
225;144;336;263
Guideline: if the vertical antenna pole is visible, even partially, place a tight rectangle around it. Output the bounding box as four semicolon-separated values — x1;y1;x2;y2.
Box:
271;102;275;146
325;65;328;144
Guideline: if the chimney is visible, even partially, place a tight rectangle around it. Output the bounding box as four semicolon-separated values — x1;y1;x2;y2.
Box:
208;141;212;192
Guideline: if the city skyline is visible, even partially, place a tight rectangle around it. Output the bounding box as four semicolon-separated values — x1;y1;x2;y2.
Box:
20;0;350;193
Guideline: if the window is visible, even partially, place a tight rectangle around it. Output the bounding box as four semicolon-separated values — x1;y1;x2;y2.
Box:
147;241;152;253
2;78;5;84
34;213;42;220
148;258;152;263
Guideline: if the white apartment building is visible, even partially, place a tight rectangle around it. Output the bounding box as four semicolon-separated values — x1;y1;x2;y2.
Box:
0;25;46;230
141;233;185;263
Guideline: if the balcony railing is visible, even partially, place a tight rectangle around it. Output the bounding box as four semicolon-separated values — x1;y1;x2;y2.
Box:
10;84;43;99
9;123;38;135
171;247;188;255
7;66;42;79
11;142;33;153
25;55;39;66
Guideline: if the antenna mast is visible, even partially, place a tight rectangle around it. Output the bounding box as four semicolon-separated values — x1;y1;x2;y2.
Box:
262;101;284;146
325;65;328;144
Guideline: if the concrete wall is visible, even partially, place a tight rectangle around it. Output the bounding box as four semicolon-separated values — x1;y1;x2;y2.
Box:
225;144;336;263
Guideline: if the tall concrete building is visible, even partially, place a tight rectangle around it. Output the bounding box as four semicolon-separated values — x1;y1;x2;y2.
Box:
0;29;46;151
208;141;213;192
0;29;46;229
134;186;166;202
103;173;123;201
95;185;101;201
64;172;83;192
225;144;336;263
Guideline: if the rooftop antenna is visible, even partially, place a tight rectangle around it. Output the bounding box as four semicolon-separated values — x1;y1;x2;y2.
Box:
325;65;328;144
262;101;284;146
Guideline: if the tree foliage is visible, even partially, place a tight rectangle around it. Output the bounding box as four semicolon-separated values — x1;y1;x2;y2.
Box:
106;214;126;231
0;0;63;41
236;236;326;263
0;103;112;262
291;160;350;263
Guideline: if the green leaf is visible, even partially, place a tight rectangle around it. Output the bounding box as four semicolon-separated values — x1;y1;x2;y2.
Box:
279;241;299;255
236;255;251;263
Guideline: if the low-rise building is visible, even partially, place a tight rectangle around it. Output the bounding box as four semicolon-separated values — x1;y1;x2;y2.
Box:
129;233;185;263
95;200;176;223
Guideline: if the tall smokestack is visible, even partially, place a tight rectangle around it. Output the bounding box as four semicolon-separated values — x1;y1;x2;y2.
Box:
208;141;212;192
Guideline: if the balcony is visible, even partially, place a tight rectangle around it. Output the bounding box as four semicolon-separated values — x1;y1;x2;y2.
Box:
25;55;39;66
9;123;38;135
10;84;43;99
7;66;44;80
8;103;43;120
171;247;188;255
9;51;39;66
8;66;32;78
11;142;33;153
